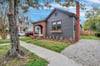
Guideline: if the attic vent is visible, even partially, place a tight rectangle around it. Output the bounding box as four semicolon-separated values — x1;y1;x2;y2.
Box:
55;12;57;16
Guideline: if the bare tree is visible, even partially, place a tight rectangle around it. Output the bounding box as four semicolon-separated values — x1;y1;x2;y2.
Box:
0;3;8;39
85;7;100;18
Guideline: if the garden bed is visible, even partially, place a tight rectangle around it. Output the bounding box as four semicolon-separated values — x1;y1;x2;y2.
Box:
20;37;70;53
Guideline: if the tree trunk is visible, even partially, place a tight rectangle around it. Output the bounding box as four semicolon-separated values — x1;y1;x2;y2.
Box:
7;13;19;57
5;0;24;58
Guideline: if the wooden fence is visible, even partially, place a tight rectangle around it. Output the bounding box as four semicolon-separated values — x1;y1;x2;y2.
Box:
81;30;94;35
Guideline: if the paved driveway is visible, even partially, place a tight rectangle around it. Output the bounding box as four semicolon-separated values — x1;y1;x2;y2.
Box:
61;39;100;66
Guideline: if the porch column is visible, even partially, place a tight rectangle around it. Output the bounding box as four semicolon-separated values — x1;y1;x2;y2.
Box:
33;24;35;38
43;22;46;38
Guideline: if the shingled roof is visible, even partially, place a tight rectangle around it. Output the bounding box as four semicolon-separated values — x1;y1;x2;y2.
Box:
32;8;78;24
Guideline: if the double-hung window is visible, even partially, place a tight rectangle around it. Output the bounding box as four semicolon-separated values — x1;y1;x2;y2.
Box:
57;21;61;30
52;22;56;30
52;20;62;31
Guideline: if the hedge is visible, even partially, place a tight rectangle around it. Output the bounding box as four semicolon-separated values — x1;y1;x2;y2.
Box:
95;32;100;37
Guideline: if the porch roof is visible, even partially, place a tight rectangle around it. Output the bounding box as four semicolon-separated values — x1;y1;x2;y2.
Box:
32;19;46;24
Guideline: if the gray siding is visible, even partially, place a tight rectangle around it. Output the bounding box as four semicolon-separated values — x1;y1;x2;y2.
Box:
46;10;76;38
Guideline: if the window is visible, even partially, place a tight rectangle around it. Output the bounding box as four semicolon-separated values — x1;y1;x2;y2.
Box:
52;22;56;30
52;20;62;31
57;21;61;30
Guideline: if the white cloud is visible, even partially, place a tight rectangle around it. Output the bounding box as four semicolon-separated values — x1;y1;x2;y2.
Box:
44;7;54;9
69;6;75;9
50;3;75;9
86;6;92;10
50;3;66;8
80;12;85;16
87;0;100;3
43;7;50;9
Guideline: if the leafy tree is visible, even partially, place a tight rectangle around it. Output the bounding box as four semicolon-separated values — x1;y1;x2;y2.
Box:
95;21;100;32
83;17;100;32
88;21;96;31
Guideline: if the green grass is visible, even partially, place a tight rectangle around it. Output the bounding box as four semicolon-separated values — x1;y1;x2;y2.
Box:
0;45;48;66
0;39;10;44
20;37;31;41
20;37;70;53
27;52;48;66
81;35;100;40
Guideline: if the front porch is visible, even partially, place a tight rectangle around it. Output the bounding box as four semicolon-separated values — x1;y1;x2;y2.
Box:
33;22;46;39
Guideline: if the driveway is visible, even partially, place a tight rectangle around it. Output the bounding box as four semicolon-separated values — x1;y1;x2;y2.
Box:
61;39;100;66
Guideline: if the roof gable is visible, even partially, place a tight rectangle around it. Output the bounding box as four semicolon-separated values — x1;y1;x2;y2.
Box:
46;8;78;20
32;8;78;24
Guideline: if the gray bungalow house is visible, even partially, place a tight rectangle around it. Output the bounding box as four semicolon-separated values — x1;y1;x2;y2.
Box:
32;8;79;41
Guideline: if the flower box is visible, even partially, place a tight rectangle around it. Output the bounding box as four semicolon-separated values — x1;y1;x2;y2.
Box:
50;31;62;33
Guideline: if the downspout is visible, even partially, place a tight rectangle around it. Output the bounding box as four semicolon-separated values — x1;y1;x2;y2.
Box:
76;1;80;41
73;17;75;39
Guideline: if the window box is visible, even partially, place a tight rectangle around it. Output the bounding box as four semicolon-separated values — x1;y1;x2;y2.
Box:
50;31;62;33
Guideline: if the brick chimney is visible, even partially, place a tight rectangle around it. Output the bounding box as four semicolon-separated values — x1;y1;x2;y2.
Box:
76;1;80;41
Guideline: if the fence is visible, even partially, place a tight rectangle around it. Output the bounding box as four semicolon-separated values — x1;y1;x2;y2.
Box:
81;30;94;36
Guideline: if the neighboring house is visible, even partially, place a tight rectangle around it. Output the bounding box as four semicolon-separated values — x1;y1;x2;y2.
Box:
17;14;33;33
17;25;22;32
32;8;79;41
27;24;33;32
17;23;33;33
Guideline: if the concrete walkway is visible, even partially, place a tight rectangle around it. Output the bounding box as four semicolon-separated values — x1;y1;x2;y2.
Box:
0;43;9;46
20;41;82;66
62;39;100;66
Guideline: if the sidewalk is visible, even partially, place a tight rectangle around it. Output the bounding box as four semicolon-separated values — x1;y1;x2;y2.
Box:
20;41;82;66
0;44;9;46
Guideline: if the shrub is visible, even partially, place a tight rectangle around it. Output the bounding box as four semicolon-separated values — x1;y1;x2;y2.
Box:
36;36;41;40
49;36;52;39
56;36;59;41
95;32;100;37
52;35;55;40
46;36;48;39
60;37;63;42
43;36;46;39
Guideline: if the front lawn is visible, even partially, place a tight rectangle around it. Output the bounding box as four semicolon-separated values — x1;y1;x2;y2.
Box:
20;37;31;41
81;35;100;40
0;39;10;44
20;37;70;53
0;45;48;66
